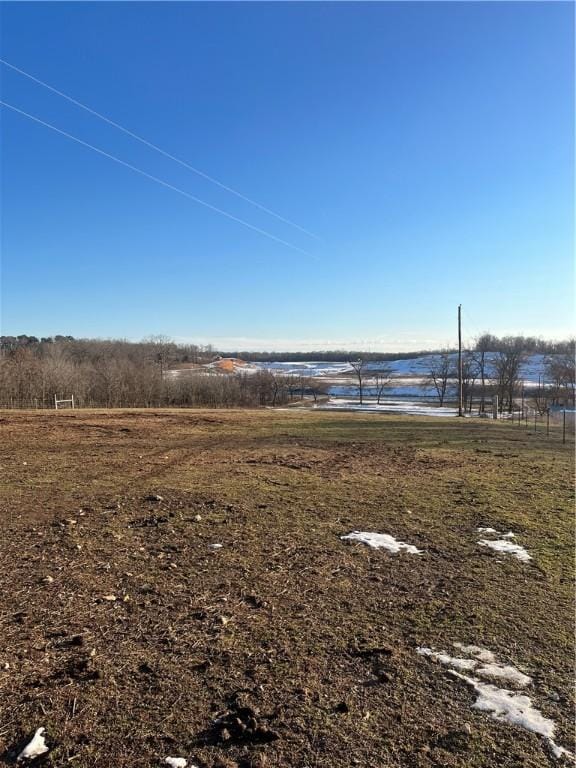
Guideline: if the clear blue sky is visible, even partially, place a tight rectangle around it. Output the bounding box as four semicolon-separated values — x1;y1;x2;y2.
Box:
0;1;573;351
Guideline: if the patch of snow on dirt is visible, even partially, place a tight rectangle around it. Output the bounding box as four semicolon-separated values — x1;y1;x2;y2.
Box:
479;538;531;562
17;727;49;761
164;758;188;768
317;398;459;417
418;645;574;761
418;645;531;688
416;647;477;671
476;527;530;562
477;526;516;539
453;673;573;761
453;643;496;663
475;663;532;688
341;531;422;554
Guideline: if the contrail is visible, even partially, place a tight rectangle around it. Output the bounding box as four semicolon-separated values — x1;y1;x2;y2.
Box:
0;58;321;241
0;100;314;257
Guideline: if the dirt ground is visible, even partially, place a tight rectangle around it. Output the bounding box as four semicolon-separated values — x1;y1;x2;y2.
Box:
0;409;573;767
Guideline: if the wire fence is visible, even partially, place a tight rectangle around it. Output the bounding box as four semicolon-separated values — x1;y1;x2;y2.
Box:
0;396;574;444
503;406;575;445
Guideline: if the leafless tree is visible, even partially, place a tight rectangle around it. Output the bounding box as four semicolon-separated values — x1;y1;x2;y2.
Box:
531;375;551;416
546;349;575;407
426;350;454;407
461;351;478;413
493;338;526;413
349;359;366;405
143;335;177;379
374;367;392;404
473;335;492;414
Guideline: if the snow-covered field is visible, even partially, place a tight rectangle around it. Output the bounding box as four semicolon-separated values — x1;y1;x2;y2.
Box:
315;398;459;417
254;353;549;383
255;353;551;417
167;354;556;418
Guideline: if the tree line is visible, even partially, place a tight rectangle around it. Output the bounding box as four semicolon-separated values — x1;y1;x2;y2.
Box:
422;337;574;412
0;337;326;409
0;333;572;410
3;333;571;361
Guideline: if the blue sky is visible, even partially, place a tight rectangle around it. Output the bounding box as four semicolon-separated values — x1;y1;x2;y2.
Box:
0;1;573;351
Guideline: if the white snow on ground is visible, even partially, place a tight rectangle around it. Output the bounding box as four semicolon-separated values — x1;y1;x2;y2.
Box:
416;646;530;687
255;361;354;377
17;727;49;761
477;527;515;539
341;531;422;554
317;398;459;417
417;645;574;761
476;527;531;562
475;663;532;688
417;648;477;671
453;674;574;761
478;538;532;562
453;643;496;663
164;758;188;768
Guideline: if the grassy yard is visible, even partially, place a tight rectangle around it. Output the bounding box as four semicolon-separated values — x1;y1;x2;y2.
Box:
0;409;573;767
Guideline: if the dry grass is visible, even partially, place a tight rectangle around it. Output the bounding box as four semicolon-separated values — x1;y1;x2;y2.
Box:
0;409;573;767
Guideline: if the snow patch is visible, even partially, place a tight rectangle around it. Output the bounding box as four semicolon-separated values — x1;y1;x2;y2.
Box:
453;673;573;760
453;643;496;663
341;531;422;554
317;398;459;417
417;644;531;688
476;663;532;688
476;527;530;562
477;526;516;539
479;538;531;562
417;647;477;671
164;758;188;768
17;727;49;761
417;645;574;761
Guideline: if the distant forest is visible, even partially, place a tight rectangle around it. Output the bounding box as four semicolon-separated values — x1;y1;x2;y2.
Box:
1;333;573;361
0;333;573;410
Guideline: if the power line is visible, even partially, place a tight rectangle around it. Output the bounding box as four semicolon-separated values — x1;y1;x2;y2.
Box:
0;100;313;258
0;58;321;242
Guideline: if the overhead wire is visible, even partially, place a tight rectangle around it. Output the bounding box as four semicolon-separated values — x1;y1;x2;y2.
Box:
0;100;314;258
0;58;321;242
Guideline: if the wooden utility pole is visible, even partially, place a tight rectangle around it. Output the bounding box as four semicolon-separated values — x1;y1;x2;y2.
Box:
458;304;463;417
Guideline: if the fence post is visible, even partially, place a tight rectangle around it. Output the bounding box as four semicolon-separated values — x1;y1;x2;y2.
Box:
534;411;537;433
563;409;566;444
546;409;550;436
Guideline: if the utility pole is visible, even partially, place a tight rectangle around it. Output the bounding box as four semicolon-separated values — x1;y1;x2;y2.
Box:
458;304;463;417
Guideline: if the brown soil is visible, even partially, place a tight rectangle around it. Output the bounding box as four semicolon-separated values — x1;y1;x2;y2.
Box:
0;409;573;767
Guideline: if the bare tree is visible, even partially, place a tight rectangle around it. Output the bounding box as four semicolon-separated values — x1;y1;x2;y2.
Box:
531;374;551;415
143;335;177;379
374;366;392;404
461;352;478;413
546;349;575;407
493;338;526;413
349;359;366;405
473;334;492;414
426;350;453;407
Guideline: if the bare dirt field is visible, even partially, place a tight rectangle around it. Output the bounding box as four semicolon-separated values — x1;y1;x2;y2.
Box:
0;409;573;767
